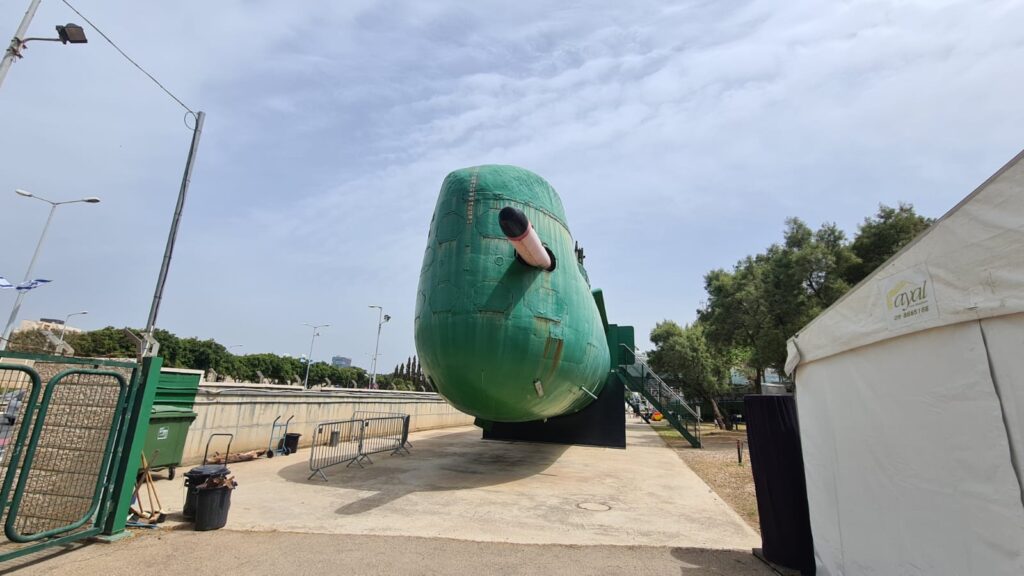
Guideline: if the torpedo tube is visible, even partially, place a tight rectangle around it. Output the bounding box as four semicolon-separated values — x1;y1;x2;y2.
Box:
499;206;555;270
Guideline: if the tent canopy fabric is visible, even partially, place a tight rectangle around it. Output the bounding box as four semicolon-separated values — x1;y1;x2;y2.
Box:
786;149;1024;576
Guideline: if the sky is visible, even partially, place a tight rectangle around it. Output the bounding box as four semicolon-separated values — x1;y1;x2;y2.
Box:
1;0;1023;371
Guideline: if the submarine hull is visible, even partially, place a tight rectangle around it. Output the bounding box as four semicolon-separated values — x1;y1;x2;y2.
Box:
482;370;627;448
414;165;610;423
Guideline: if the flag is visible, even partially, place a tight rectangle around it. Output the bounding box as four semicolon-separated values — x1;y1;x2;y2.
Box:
0;277;52;291
16;279;51;291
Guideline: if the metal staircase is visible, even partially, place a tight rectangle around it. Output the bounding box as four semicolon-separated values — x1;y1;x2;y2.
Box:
623;390;650;423
617;345;702;448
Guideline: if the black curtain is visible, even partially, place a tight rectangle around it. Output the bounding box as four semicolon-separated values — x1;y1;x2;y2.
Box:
744;394;815;574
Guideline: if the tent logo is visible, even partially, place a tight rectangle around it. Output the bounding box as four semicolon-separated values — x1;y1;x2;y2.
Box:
887;280;929;312
882;268;937;328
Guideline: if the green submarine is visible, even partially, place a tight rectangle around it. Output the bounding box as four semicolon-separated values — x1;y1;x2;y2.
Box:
415;165;632;445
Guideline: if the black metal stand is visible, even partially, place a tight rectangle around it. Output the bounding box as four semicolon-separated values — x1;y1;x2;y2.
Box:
481;374;626;448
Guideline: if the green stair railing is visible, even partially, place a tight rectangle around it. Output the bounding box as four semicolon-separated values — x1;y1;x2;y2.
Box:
618;345;702;448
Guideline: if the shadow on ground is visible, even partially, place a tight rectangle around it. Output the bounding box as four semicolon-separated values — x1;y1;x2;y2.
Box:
275;428;568;515
5;531;778;576
670;546;774;575
0;541;85;575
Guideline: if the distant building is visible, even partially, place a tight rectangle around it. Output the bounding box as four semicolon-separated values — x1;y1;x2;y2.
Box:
730;369;749;387
16;318;84;335
730;367;788;387
331;356;352;368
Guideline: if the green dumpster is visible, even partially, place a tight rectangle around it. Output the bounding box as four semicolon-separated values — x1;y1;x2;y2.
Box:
155;368;204;410
142;405;197;480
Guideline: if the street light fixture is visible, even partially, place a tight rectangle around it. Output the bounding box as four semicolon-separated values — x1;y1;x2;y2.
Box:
368;305;391;389
302;323;329;389
58;310;87;344
19;24;88;46
55;24;87;45
15;189;99;203
0;189;102;351
0;0;90;91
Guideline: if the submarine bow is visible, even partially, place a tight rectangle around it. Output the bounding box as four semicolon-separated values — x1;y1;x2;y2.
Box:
414;165;610;423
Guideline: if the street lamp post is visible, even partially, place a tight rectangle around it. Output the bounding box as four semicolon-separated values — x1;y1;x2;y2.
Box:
141;111;205;358
302;323;329;389
58;310;87;344
368;305;390;389
0;0;89;91
0;189;101;351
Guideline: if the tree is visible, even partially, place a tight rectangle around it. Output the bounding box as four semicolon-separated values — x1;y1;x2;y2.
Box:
232;353;299;384
700;218;857;385
845;203;932;284
156;331;236;376
699;257;775;393
648;321;734;429
18;323;398;390
65;327;137;358
783;218;857;308
694;204;931;395
335;366;366;388
413;356;428;391
7;329;57;353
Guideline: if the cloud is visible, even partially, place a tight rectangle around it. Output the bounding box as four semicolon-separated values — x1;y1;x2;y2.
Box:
1;0;1022;367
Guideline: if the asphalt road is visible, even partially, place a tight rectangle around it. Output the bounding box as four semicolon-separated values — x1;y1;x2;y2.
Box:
3;530;778;576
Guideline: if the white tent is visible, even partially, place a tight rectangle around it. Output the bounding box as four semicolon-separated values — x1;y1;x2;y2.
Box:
786;149;1024;576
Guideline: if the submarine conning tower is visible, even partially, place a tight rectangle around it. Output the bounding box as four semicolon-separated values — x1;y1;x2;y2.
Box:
414;165;611;423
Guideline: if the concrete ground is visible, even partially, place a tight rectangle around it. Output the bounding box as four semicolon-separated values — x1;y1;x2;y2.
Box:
3;423;773;575
7;532;774;576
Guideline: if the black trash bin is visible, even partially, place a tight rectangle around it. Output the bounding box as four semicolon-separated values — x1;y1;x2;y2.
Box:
183;464;229;520
193;480;235;531
183;433;236;531
283;432;301;455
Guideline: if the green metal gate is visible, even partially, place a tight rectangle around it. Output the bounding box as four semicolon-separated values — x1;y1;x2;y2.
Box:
0;352;142;562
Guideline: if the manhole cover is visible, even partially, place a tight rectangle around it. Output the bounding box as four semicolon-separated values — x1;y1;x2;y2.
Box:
576;502;611;512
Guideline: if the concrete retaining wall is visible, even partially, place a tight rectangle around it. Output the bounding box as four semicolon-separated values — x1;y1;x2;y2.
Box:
181;383;474;464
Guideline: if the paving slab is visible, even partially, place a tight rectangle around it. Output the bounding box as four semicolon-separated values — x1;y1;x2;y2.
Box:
154;422;760;549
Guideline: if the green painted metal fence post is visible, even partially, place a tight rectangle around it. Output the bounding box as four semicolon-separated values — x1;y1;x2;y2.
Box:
102;356;163;536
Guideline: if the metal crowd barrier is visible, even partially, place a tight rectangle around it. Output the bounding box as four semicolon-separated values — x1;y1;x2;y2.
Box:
307;414;410;481
353;411;412;450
